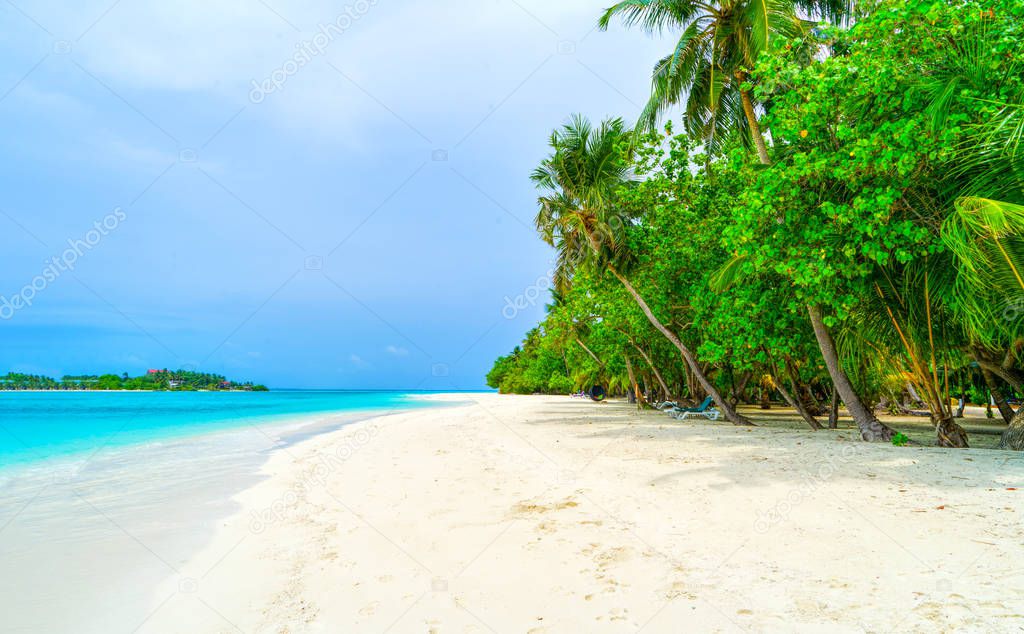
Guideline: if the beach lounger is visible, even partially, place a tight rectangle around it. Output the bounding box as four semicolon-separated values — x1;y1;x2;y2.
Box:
669;396;719;421
674;408;721;421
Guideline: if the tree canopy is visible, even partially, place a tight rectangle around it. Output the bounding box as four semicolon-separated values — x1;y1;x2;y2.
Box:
489;0;1024;449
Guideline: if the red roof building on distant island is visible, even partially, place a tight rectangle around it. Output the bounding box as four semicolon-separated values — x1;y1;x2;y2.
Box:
147;369;160;374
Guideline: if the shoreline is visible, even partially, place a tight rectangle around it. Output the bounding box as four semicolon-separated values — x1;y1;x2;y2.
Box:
0;395;458;633
0;391;459;473
137;394;1023;632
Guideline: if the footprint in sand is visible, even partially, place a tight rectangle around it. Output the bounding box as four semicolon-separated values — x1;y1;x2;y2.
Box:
359;601;380;616
511;497;579;515
608;607;628;621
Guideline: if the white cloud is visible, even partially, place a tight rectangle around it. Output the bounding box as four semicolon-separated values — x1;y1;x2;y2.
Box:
385;345;408;356
17;0;668;141
349;353;364;365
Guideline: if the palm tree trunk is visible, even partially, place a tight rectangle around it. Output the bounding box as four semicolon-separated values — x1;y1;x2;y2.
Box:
980;365;1015;424
737;78;770;165
999;409;1024;450
786;357;825;416
684;364;700;404
631;341;672;400
975;357;1024;393
608;265;753;425
774;373;822;430
575;337;604;369
785;365;824;429
762;349;822;430
731;371;752;407
807;304;895;441
623;350;643;408
828;384;840;429
936;416;969;448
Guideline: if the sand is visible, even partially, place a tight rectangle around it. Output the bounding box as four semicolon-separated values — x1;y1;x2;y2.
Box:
137;394;1024;633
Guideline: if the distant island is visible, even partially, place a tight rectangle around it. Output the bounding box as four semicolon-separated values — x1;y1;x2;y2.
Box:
0;369;269;392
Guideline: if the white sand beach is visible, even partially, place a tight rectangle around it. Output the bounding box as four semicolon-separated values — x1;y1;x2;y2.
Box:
127;394;1024;633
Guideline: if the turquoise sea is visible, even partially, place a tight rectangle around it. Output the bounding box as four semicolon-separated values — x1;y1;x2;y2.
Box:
0;390;465;632
0;390;442;468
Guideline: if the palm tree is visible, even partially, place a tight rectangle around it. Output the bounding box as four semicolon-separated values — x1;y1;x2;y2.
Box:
944;199;1024;450
598;0;806;164
844;258;971;447
926;14;1024;448
604;0;901;439
533;114;752;424
711;254;898;441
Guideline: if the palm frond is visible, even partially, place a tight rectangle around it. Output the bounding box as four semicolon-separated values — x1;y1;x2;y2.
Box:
598;0;697;34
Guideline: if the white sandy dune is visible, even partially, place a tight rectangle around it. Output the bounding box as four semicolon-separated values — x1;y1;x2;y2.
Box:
141;394;1024;633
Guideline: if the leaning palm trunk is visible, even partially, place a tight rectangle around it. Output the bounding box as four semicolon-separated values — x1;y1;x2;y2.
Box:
608;265;752;425
774;373;823;430
979;364;1016;424
575;337;604;369
623;350;645;408
630;340;672;400
873;281;967;448
999;410;1024;450
738;83;771;165
808;305;895;441
736;90;847;432
976;358;1024;393
786;357;826;416
979;361;1024;447
763;347;821;430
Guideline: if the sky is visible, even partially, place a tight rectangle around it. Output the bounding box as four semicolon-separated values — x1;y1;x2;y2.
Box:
0;0;668;389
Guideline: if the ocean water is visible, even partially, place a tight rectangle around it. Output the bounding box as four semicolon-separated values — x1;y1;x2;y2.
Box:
0;390;437;468
0;390;459;633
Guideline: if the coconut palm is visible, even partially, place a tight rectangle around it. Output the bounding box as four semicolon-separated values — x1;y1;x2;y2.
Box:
598;0;808;164
841;257;971;447
532;114;752;424
943;199;1024;449
923;13;1024;448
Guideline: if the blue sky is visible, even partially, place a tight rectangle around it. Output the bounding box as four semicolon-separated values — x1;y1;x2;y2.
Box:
0;0;666;389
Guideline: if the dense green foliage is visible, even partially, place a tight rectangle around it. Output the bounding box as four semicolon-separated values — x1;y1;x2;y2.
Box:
0;369;269;391
489;0;1024;448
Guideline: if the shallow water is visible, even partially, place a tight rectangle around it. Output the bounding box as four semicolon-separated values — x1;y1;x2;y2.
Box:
0;390;435;468
0;391;452;633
